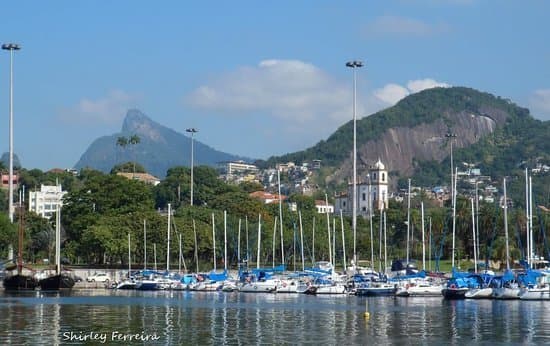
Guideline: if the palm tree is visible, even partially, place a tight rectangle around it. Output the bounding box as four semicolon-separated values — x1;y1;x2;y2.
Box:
116;136;128;167
128;135;141;176
115;135;141;174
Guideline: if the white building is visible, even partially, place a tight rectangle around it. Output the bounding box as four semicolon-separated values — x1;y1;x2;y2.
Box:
28;184;67;218
334;158;389;217
315;200;334;214
223;161;259;175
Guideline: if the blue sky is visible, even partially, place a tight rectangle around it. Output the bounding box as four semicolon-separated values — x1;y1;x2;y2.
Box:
1;1;549;170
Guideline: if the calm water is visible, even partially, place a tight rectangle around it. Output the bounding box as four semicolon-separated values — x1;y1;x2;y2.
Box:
0;289;549;345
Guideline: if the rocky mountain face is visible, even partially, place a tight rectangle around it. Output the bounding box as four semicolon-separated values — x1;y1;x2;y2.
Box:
332;110;500;184
267;87;536;188
74;109;248;178
342;105;521;186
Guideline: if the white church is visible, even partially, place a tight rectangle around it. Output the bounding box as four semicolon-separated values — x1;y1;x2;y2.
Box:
334;158;389;217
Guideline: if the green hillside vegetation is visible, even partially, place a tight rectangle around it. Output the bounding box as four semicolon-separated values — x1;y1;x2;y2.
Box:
413;109;550;208
0;164;548;271
264;86;549;207
265;87;531;168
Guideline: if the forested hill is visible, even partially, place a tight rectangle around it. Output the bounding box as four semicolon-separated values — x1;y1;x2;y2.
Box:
263;87;549;188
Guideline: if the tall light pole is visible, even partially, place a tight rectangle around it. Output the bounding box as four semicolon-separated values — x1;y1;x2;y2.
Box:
3;43;20;223
186;128;198;206
346;60;363;272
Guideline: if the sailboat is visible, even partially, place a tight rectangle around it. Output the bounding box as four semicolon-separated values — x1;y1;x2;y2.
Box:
492;178;520;300
3;205;39;291
116;233;136;290
136;205;175;291
239;214;281;293
39;205;75;290
395;203;445;297
189;212;227;291
442;168;472;299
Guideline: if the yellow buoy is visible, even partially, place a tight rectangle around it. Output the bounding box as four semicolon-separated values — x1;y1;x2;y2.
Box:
364;311;370;319
364;301;370;319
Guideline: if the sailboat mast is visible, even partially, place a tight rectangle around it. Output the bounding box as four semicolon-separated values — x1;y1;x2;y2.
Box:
340;210;347;273
180;233;186;273
167;203;171;272
332;218;336;271
370;213;374;271
193;219;199;273
504;178;510;270
272;217;277;268
421;202;425;271
278;170;285;266
299;211;305;271
379;207;382;273
178;233;182;273
245;215;249;263
384;211;387;275
525;167;531;266
237;218;241;265
471;198;477;273
451;167;458;268
153;243;157;271
257;214;261;269
529;175;534;263
406;179;411;264
143;219;147;271
475;180;480;265
325;194;332;265
17;207;23;274
224;210;227;271
56;205;61;275
293;223;296;272
128;233;131;275
429;217;432;272
312;217;315;265
212;213;216;271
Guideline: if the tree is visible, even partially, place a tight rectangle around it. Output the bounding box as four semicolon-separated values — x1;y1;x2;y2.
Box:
115;134;141;175
129;134;141;175
0;213;16;258
111;162;146;175
62;173;155;255
116;136;128;165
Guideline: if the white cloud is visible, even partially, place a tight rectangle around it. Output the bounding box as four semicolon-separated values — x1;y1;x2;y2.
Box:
374;78;450;106
185;61;453;154
186;59;354;124
374;84;410;105
58;90;139;126
407;79;451;93
529;89;550;120
363;15;449;38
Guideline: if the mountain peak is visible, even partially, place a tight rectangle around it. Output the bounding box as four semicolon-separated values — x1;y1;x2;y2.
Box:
120;109;167;142
75;109;250;177
122;109;154;133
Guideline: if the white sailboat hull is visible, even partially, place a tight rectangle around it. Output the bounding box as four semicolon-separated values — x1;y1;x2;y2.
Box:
313;284;347;295
276;280;306;293
239;280;278;293
465;287;493;299
405;284;444;297
492;287;520;299
519;287;550;300
189;281;222;291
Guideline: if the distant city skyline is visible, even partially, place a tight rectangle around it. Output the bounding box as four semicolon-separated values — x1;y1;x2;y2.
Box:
1;1;549;171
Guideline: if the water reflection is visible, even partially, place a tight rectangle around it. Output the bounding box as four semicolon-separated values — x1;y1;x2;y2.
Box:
1;290;550;344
